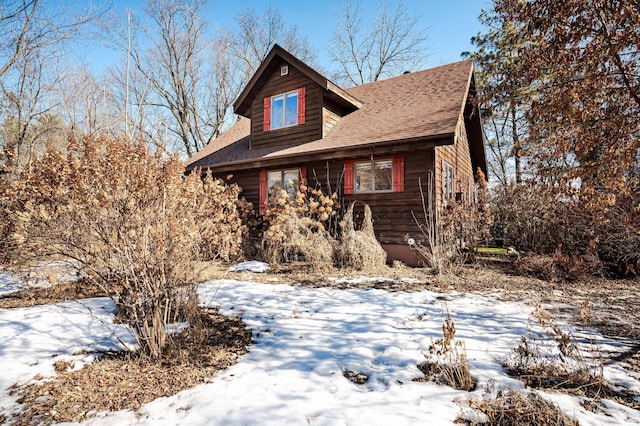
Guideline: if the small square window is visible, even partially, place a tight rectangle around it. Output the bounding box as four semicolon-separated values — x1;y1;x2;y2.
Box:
266;168;299;199
355;159;393;193
281;65;289;76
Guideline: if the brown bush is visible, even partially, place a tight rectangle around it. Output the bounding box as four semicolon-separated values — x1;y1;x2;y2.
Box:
2;135;244;361
261;185;337;268
416;312;476;391
491;183;640;277
334;201;387;271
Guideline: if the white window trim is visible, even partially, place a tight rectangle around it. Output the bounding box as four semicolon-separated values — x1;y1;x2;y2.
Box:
354;158;394;194
270;90;298;130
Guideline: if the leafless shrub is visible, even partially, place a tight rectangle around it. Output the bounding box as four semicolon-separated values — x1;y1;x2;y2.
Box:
334;201;387;271
491;183;639;278
461;381;578;426
416;312;476;391
2;135;244;361
411;169;490;271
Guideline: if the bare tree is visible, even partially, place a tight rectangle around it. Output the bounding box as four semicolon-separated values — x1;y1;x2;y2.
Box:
0;0;111;79
104;0;243;156
225;6;319;83
0;47;68;174
330;0;429;86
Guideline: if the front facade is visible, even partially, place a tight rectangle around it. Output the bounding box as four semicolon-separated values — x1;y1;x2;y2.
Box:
186;45;487;265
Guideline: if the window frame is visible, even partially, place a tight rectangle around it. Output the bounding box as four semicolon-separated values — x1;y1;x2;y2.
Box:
353;158;394;194
259;166;306;213
443;160;455;203
266;168;300;199
270;90;298;130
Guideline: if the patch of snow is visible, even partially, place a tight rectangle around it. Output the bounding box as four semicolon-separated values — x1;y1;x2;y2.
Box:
0;269;24;296
0;298;136;417
0;280;638;425
0;261;82;297
228;261;270;273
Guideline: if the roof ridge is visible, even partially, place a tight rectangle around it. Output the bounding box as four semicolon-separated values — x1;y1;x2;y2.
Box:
345;59;473;92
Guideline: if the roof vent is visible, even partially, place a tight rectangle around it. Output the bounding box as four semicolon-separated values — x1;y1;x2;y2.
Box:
281;65;289;76
403;70;411;75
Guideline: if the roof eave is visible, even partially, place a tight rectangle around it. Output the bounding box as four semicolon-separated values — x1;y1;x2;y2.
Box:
185;132;454;173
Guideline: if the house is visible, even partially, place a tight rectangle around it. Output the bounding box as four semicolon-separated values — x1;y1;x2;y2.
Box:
186;44;487;266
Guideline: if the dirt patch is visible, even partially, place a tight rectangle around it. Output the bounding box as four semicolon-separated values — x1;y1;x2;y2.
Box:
11;308;251;425
0;279;107;309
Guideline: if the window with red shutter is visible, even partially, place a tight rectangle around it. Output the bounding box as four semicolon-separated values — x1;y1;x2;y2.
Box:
260;167;307;213
347;157;403;193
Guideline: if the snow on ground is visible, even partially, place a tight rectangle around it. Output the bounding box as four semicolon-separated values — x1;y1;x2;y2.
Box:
228;261;270;273
0;298;136;418
0;261;81;296
1;279;639;425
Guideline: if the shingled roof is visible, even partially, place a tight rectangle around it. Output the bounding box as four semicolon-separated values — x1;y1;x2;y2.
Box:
186;59;480;172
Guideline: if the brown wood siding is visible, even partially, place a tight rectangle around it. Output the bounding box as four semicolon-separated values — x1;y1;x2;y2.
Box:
306;150;435;245
251;58;322;149
435;118;473;207
211;145;445;246
322;107;341;137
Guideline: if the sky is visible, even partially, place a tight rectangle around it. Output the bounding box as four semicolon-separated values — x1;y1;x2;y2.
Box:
73;0;493;75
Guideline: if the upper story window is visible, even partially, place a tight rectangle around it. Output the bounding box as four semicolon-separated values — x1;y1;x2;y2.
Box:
355;159;393;193
443;160;454;202
272;91;298;129
263;87;306;132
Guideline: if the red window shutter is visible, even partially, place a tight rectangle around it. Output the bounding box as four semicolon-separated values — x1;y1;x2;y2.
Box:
392;156;404;192
297;87;306;125
343;161;354;194
259;169;267;213
263;97;271;132
298;166;307;187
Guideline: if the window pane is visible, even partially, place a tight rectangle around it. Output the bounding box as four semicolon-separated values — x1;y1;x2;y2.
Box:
271;95;284;129
283;169;299;197
375;160;393;191
267;171;282;196
285;92;298;126
355;162;373;192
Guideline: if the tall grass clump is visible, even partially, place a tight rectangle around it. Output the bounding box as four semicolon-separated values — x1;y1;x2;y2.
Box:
334;201;387;271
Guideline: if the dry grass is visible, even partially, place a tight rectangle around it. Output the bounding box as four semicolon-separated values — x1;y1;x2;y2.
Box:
334;202;387;271
0;279;107;309
462;383;579;426
11;307;251;425
415;313;476;391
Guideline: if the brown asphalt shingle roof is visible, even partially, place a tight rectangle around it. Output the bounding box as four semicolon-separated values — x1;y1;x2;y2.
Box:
186;59;474;171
